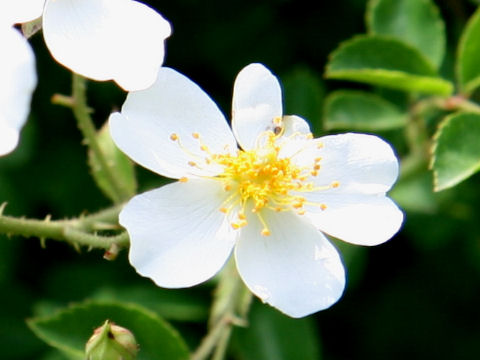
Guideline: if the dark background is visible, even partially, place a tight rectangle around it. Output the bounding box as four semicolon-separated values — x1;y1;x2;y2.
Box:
1;0;479;359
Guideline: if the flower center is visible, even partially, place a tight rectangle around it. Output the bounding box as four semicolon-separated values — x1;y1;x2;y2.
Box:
170;129;339;236
214;132;326;235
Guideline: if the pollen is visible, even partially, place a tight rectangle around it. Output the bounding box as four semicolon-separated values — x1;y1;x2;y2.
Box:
171;129;332;236
212;131;323;235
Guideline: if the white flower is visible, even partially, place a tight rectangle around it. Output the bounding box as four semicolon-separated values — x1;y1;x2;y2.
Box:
109;63;404;318
0;23;37;156
9;0;171;91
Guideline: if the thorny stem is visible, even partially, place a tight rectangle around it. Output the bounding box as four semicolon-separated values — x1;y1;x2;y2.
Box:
54;74;131;203
0;203;128;250
401;94;480;180
191;260;252;360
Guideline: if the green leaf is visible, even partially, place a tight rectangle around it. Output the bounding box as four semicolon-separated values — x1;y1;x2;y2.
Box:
390;171;438;213
325;35;453;95
91;286;209;322
457;8;480;94
367;0;446;69
233;301;321;360
282;67;325;134
88;123;137;203
27;301;189;360
323;90;407;131
431;112;480;191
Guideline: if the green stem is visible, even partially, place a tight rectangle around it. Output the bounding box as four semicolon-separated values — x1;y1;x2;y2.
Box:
191;260;252;360
70;74;131;203
0;204;128;249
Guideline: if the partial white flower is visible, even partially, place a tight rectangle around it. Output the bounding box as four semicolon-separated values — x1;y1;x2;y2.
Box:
11;0;171;91
109;63;404;318
0;25;37;156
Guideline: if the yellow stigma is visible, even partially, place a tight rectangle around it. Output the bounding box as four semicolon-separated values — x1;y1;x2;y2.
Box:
172;128;340;236
212;132;321;234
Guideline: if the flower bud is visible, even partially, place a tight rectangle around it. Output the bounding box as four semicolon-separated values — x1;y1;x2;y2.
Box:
85;320;138;360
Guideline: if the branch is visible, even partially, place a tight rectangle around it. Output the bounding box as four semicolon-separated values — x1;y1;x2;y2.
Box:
0;204;128;250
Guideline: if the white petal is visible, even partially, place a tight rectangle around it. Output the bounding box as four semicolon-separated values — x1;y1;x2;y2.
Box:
314;133;400;194
232;63;283;150
304;193;403;246
121;179;236;288
282;115;311;136
110;67;236;179
0;27;37;156
43;0;171;90
235;209;345;318
1;0;44;24
0;125;20;156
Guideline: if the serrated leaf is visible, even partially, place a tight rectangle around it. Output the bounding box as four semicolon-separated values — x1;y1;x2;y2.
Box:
325;35;453;95
431;112;480;191
233;301;321;360
457;8;480;94
282;67;325;133
27;301;189;360
88;123;136;203
323;90;407;131
367;0;446;69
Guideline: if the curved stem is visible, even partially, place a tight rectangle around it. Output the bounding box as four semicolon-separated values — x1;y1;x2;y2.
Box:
70;74;131;203
0;204;128;249
191;260;252;360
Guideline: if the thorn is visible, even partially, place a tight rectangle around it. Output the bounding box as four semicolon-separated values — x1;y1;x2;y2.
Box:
0;202;7;216
40;238;47;249
73;242;82;253
103;243;120;261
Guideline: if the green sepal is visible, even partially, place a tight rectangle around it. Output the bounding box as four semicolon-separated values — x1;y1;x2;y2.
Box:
27;300;189;360
88;123;137;203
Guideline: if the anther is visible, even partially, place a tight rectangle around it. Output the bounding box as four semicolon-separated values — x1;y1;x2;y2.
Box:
188;161;197;167
261;228;271;236
331;181;340;188
179;177;188;183
170;133;178;141
320;203;327;210
192;132;200;139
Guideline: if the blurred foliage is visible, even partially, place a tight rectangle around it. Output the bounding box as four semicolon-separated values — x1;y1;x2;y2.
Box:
2;0;480;359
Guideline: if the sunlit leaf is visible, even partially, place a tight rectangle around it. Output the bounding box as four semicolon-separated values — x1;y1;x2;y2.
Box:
323;90;407;131
27;301;189;360
431;112;480;191
367;0;445;68
325;35;453;95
